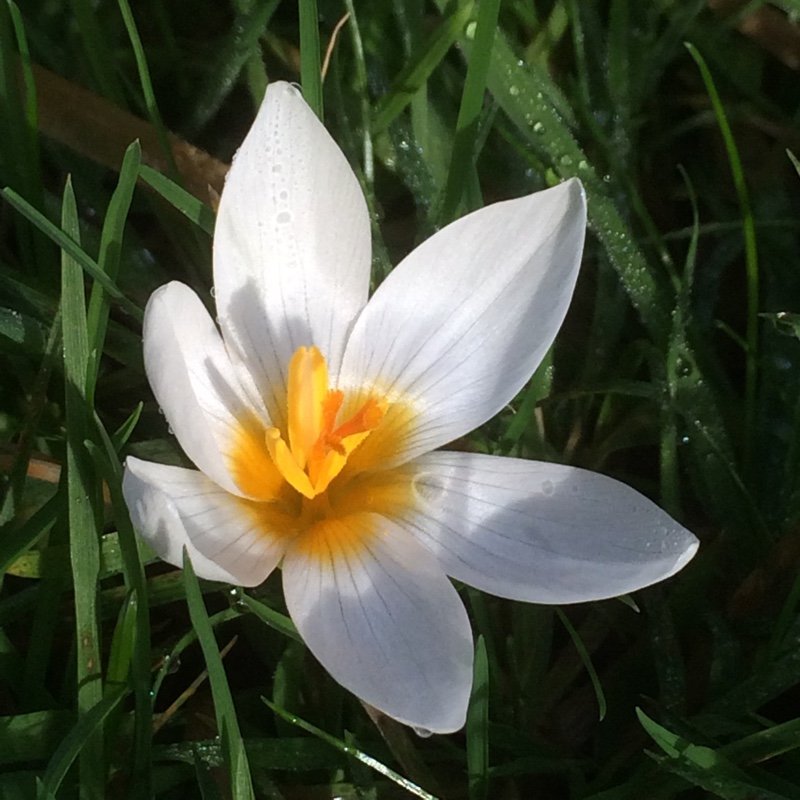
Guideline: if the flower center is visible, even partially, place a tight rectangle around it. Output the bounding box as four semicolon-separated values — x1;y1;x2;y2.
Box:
264;346;386;499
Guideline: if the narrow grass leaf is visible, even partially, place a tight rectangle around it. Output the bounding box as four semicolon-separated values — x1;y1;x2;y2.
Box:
466;636;489;800
0;493;59;575
188;0;280;133
637;709;789;799
85;423;153;798
438;0;499;223
0;710;72;766
298;0;322;118
239;593;301;643
86;140;141;402
117;0;177;175
1;187;143;320
62;176;105;799
183;551;254;800
38;689;125;800
374;3;474;133
111;402;143;451
556;609;606;721
686;42;759;473
139;165;216;234
262;698;439;800
64;0;124;103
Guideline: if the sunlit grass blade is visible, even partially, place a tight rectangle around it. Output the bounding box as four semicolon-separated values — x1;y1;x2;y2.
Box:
299;0;322;118
438;0;499;224
239;592;301;643
61;176;105;798
0;494;60;574
373;3;474;133
466;636;489;800
262;698;439;800
637;708;791;799
183;551;254;799
341;0;373;187
686;41;759;473
448;13;674;341
139;165;216;234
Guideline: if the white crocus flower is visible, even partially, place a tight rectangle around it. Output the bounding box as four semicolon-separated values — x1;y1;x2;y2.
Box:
122;82;698;734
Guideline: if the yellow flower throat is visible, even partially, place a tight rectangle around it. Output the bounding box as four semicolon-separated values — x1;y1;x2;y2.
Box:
263;346;386;500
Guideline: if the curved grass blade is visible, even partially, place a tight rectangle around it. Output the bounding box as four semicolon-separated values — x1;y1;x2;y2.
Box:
262;698;439;800
86;140;141;403
183;551;254;800
117;0;177;176
37;689;125;800
556;609;606;721
685;42;759;473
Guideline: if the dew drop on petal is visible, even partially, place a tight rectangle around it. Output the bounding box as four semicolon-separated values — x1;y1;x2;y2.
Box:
413;726;434;738
276;211;292;225
541;480;554;496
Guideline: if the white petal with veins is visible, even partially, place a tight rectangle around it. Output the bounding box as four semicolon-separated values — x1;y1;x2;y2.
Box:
123;458;286;587
283;516;474;732
214;82;372;429
143;281;264;496
340;180;586;465
402;451;698;603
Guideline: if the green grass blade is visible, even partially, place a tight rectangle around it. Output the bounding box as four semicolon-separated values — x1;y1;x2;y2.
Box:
298;0;322;118
0;0;49;277
61;176;105;798
686;41;759;472
66;0;124;103
117;0;177;175
139;165;216;234
439;0;500;224
239;593;301;643
86;422;153;798
263;698;439;800
183;551;254;799
86;140;141;403
38;689;125;800
556;609;606;721
373;3;474;133
1;187;143;320
0;494;59;574
466;635;489;800
463;18;674;341
188;0;280;133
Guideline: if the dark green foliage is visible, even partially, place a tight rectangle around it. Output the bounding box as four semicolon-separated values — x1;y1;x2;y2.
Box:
1;1;800;797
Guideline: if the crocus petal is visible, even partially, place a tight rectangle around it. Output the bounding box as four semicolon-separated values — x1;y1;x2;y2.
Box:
214;81;372;429
282;515;473;732
339;179;586;465
401;452;698;604
123;458;287;587
143;281;265;496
